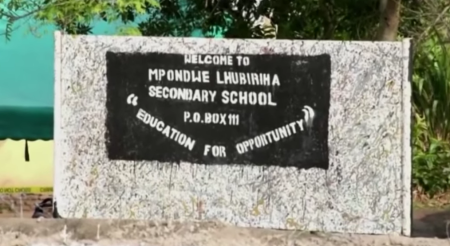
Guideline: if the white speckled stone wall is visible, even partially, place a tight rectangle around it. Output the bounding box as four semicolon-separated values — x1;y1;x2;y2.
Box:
53;31;412;235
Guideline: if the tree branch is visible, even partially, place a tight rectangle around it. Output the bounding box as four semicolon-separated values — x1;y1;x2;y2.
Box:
418;4;450;42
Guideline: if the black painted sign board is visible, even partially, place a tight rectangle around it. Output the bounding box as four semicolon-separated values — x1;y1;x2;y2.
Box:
105;52;331;169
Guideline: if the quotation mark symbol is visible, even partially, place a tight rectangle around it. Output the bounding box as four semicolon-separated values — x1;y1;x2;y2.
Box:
127;94;138;106
302;105;315;127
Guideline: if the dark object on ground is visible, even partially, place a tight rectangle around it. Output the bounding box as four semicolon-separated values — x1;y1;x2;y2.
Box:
32;198;62;219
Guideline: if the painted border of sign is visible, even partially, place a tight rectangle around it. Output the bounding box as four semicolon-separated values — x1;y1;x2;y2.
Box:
54;32;412;236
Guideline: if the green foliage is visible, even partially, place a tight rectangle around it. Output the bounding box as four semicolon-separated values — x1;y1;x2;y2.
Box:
116;26;142;36
413;35;450;139
412;29;450;197
136;0;203;36
412;113;450;197
183;0;380;39
0;0;160;38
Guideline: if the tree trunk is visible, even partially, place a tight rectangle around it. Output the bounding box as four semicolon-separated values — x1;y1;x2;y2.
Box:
377;0;401;41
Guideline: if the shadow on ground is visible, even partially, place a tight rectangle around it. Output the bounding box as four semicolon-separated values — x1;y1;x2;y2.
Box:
413;207;450;238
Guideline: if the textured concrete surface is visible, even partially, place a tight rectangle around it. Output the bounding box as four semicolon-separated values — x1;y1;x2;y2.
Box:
54;32;412;235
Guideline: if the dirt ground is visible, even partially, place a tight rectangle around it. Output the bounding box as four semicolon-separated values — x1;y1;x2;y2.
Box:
1;218;450;246
0;194;450;245
0;193;51;218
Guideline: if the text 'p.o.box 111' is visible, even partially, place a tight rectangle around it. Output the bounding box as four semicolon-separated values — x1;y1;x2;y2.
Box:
54;32;412;236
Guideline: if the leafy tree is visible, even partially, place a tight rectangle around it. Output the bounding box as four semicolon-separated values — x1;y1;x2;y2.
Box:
2;0;449;41
0;0;159;39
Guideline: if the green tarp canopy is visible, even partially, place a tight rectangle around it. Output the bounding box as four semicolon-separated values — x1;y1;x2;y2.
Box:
0;107;53;141
0;27;54;140
0;17;220;141
0;23;116;141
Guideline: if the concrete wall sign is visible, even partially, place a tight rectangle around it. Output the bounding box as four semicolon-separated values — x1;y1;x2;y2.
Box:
54;32;412;235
